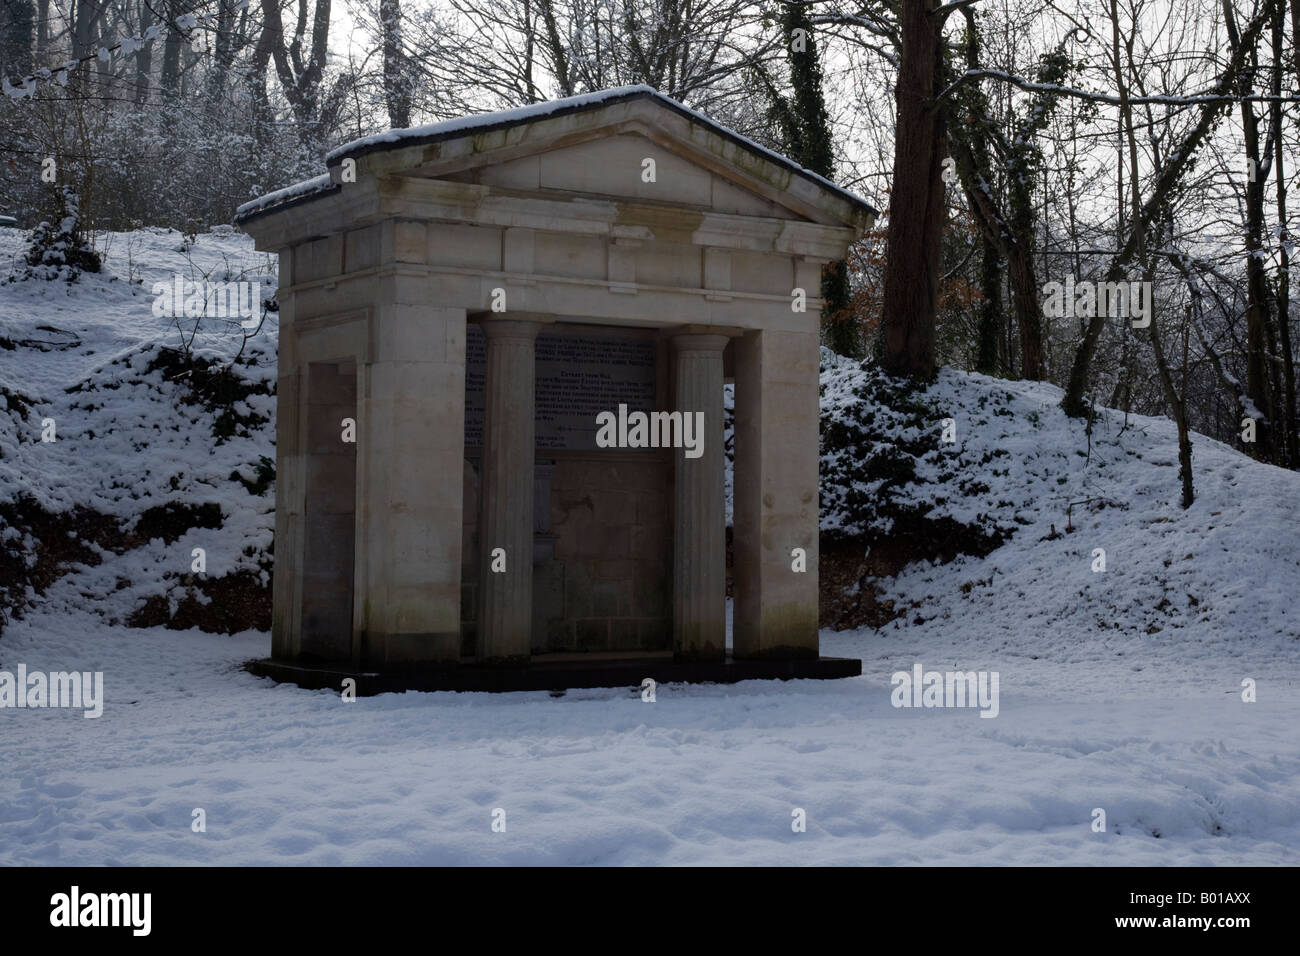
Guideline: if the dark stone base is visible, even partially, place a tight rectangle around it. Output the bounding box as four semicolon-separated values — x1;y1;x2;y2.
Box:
244;652;862;695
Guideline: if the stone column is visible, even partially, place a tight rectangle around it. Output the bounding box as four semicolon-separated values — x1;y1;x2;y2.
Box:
671;333;728;661
357;294;466;669
271;279;301;662
476;318;542;664
732;328;820;659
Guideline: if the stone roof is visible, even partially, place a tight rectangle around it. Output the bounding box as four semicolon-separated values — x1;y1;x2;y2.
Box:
235;86;876;226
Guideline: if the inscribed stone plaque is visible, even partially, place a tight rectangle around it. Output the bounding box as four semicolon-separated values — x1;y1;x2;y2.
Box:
465;325;657;450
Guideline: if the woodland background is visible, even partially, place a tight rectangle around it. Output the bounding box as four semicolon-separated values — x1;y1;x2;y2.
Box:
3;0;1299;498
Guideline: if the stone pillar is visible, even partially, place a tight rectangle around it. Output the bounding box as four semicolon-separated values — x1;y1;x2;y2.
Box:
357;295;467;669
271;279;301;662
477;318;543;663
671;333;728;661
732;328;820;659
300;360;358;662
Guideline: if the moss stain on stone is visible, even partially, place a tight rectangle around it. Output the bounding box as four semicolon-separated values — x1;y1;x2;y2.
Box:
613;203;706;245
701;134;792;191
751;600;818;653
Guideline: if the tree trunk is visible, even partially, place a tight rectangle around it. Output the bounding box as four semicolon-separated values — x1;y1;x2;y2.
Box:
70;0;105;92
537;0;574;96
248;4;276;147
160;0;183;98
880;0;945;379
1116;6;1192;506
35;0;48;62
1274;5;1299;466
1007;237;1043;378
778;3;858;356
976;235;1001;374
133;1;154;106
1229;0;1278;461
948;120;1044;379
380;0;411;128
261;0;332;144
1147;298;1195;508
0;0;35;78
204;0;237;104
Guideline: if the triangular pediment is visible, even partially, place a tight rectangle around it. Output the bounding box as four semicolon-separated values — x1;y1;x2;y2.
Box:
439;131;799;219
236;87;876;235
328;88;876;231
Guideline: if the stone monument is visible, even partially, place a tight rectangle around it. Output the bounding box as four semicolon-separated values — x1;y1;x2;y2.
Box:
235;85;874;692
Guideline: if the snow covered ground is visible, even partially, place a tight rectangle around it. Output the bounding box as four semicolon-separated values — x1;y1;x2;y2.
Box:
1;228;1298;865
3;609;1298;865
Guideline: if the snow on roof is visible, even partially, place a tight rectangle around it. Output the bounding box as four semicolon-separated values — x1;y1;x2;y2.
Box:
236;86;876;225
234;173;337;221
322;85;662;166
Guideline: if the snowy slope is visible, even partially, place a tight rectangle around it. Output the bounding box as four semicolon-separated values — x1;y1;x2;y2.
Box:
1;229;1298;865
820;352;1300;681
0;226;278;630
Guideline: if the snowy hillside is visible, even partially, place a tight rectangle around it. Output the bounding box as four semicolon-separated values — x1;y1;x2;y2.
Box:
1;229;1298;865
0;227;278;634
819;352;1300;677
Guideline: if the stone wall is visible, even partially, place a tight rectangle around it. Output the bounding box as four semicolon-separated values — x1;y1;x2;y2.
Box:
298;359;356;662
461;453;672;656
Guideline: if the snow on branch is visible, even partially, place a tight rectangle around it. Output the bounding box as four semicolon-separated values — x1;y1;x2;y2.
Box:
2;0;249;100
938;67;1300;109
931;0;985;19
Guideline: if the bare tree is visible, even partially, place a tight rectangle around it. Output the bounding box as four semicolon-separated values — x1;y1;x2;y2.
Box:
878;0;946;379
379;0;411;127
